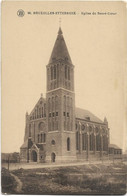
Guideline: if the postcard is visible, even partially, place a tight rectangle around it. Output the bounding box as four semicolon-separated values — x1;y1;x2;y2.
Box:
1;1;127;195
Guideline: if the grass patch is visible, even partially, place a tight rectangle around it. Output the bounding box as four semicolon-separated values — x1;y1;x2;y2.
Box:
1;167;17;194
11;162;127;194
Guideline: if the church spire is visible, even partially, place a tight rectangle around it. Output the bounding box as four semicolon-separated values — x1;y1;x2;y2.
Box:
49;26;72;64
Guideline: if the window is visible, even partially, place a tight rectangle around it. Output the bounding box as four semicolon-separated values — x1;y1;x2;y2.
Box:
38;122;44;131
65;65;67;79
51;140;55;145
42;107;43;117
44;133;46;142
67;112;69;117
64;121;66;130
51;67;53;80
55;96;58;110
49;112;51;117
54;65;56;79
90;133;94;151
52;121;54;131
63;112;66;116
96;134;101;151
68;67;70;80
81;124;85;130
89;126;92;132
41;134;43;142
56;112;58;116
67;138;70;151
82;133;87;150
52;97;55;111
44;104;46;117
52;112;55;117
38;134;39;143
56;121;58;130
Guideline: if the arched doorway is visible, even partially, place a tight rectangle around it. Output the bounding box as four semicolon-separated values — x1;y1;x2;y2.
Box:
51;152;56;162
32;150;37;162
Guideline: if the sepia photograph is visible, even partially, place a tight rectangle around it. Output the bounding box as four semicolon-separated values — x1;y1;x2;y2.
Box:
1;1;127;195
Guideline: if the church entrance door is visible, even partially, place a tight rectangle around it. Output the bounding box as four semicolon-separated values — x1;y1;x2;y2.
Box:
32;150;37;162
51;152;56;162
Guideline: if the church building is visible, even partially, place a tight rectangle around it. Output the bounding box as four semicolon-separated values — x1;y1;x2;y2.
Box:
20;27;110;163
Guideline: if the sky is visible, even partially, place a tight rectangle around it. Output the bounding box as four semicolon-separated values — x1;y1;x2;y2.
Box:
2;1;127;153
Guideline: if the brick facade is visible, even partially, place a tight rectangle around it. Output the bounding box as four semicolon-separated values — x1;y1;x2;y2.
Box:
20;27;110;163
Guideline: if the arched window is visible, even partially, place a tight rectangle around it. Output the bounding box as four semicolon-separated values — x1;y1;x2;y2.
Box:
65;65;67;79
67;97;69;107
68;67;70;80
64;95;66;106
54;65;56;79
35;109;37;119
51;67;53;80
52;97;55;111
52;121;54;131
82;133;87;150
64;121;66;130
42;107;43;117
38;134;39;143
67;137;70;151
55;96;58;110
96;133;101;151
39;108;41;118
56;121;58;130
76;132;79;150
44;104;46;117
103;135;108;151
89;126;92;132
44;133;46;143
38;122;44;131
51;140;55;145
81;124;85;131
90;133;94;151
41;133;43;142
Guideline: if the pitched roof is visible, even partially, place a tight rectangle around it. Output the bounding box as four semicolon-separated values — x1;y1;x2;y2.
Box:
75;107;103;124
109;144;121;149
49;27;72;64
20;140;28;148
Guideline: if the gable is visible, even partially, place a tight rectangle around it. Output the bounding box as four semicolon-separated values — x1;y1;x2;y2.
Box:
29;96;46;120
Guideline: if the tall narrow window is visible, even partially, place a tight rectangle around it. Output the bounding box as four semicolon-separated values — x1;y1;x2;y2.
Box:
39;108;41;118
67;137;70;151
41;134;43;142
44;133;46;142
90;133;94;151
76;132;79;150
54;65;56;79
34;123;35;142
44;104;46;117
68;67;70;80
38;134;39;143
42;107;43;117
65;65;67;79
51;67;53;80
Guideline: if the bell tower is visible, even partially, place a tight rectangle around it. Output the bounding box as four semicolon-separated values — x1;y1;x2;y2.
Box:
46;27;76;162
